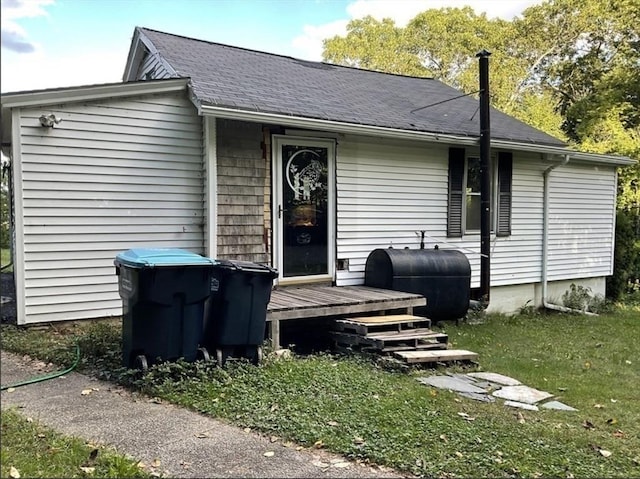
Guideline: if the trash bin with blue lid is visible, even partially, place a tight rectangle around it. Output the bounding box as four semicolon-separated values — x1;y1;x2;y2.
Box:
203;260;278;365
114;248;216;369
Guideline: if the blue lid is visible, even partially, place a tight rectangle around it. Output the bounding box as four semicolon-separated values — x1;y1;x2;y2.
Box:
114;248;216;268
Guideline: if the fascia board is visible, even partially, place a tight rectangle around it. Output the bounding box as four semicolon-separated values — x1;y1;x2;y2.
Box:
123;27;179;82
200;104;634;166
199;104;480;147
492;139;635;166
122;28;145;82
1;78;190;109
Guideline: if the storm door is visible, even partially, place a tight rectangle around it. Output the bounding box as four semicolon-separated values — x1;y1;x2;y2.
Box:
273;136;335;282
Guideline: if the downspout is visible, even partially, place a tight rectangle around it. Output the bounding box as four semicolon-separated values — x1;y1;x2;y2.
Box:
541;154;598;315
477;49;492;306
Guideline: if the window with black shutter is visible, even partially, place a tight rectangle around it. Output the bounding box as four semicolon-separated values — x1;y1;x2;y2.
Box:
447;147;512;237
447;148;465;238
496;152;512;237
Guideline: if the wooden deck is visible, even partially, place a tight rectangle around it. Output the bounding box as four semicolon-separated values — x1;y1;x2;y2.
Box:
266;285;426;349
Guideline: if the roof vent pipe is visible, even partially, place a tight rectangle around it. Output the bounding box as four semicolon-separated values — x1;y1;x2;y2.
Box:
477;49;492;306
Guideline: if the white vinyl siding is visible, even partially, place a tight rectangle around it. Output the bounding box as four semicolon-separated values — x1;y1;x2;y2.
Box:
135;52;173;80
488;158;545;285
16;92;204;324
547;163;616;279
336;136;449;286
336;136;617;289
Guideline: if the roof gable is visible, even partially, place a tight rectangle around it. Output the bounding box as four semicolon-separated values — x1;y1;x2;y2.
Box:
129;27;565;147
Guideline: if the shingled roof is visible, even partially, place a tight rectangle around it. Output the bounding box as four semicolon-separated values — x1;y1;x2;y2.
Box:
132;27;565;147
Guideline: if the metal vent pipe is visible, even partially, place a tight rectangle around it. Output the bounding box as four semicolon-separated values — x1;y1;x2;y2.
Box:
476;49;492;305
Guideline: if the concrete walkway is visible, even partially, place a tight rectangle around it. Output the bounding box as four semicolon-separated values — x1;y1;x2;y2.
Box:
1;351;407;478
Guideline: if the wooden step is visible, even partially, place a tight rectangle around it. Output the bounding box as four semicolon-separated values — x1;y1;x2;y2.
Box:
365;329;449;352
330;330;448;353
366;329;448;342
333;314;431;335
393;349;479;364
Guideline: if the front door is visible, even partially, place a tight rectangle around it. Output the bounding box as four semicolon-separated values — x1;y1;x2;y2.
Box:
273;136;335;282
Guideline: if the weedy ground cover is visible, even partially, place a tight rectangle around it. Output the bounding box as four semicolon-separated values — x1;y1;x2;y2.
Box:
1;408;149;478
1;306;638;477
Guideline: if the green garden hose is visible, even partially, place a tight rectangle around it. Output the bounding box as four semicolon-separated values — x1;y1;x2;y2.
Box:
1;342;81;391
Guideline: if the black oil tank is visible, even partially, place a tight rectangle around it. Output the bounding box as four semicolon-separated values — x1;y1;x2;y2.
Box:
364;248;471;322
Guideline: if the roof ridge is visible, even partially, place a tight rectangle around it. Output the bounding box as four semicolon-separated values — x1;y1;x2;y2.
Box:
136;26;435;81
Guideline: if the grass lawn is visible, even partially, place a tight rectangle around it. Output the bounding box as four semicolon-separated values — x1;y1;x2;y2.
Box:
1;306;639;477
1;408;149;478
1;247;11;272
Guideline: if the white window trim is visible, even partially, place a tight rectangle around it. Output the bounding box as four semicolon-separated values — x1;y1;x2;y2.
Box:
462;155;498;235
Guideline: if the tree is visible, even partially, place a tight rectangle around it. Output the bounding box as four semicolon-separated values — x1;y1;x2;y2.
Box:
530;0;640;213
323;6;567;138
1;158;10;250
323;0;639;207
323;0;640;293
322;16;425;76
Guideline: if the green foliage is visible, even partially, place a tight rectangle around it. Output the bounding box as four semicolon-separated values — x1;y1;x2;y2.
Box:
518;300;542;316
562;283;594;311
608;209;640;298
510;91;568;141
561;283;614;313
404;7;510;90
1;409;149;478
1;248;11;272
323;0;640;295
322;0;639;171
0;320;124;379
322;4;570;137
322;16;425;76
1;161;10;250
3;309;640;478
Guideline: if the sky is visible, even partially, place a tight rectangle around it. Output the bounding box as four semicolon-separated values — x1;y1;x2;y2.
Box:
1;0;543;94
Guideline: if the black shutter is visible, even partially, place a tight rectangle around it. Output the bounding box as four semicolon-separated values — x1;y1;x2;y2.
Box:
497;152;512;237
447;147;465;238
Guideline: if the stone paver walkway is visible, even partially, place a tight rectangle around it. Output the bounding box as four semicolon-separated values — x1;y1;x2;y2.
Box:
416;371;578;411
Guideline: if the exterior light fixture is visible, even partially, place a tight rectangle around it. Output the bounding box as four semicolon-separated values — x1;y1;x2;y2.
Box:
39;114;62;127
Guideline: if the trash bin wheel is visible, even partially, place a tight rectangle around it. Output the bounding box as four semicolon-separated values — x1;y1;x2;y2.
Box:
216;348;224;367
196;347;210;362
135;354;148;371
243;345;262;365
255;346;263;365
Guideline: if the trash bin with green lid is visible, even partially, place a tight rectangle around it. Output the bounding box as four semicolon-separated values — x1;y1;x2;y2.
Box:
114;248;216;369
203;260;278;365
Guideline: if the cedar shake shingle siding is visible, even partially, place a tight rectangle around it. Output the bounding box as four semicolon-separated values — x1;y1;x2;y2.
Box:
216;119;269;263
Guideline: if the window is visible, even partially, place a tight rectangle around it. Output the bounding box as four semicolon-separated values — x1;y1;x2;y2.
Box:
447;147;512;237
465;157;482;231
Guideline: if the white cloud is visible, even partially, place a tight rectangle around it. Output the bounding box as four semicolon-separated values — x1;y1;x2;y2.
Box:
293;0;542;61
346;0;432;26
1;0;54;53
291;19;349;61
1;0;54;20
1;49;124;93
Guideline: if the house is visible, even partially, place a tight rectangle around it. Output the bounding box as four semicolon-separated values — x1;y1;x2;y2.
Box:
1;26;634;326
